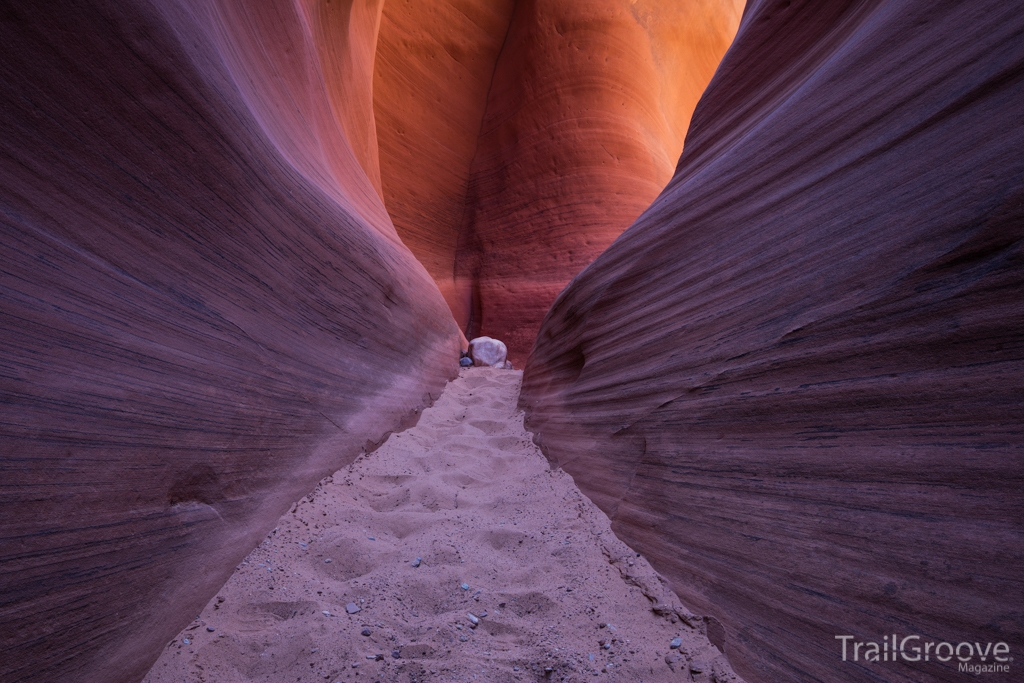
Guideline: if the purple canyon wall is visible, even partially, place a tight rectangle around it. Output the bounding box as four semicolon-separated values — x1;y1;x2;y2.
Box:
0;2;459;682
522;0;1024;682
0;1;747;680
4;0;1021;682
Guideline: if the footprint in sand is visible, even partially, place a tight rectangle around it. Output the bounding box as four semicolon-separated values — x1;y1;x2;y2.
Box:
145;367;743;683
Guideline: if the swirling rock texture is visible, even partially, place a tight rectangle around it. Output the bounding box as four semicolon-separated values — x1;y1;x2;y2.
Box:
374;0;743;360
0;2;459;682
523;1;1024;682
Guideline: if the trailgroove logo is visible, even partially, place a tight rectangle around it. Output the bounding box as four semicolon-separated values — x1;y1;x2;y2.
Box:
835;635;1012;675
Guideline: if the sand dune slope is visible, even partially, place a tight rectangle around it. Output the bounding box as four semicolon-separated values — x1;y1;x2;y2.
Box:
145;368;739;683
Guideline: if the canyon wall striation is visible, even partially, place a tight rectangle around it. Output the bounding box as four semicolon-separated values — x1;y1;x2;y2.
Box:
8;0;1020;682
523;0;1024;681
0;1;458;682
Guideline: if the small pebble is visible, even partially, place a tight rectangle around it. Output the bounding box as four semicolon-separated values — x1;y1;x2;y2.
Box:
459;635;469;642
206;627;215;632
602;643;611;650
690;663;704;673
324;559;331;563
460;583;470;591
411;558;421;568
513;666;520;671
670;637;682;649
346;602;361;614
368;536;375;541
478;611;487;618
391;650;401;659
361;628;372;636
182;638;190;645
467;613;480;625
322;611;332;617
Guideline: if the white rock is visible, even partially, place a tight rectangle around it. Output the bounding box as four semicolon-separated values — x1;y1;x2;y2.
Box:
468;336;507;367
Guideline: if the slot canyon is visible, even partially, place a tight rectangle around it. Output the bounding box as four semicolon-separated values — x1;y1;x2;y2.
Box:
0;1;1021;683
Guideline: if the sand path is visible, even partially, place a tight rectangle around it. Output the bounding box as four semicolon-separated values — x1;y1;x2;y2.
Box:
145;368;739;683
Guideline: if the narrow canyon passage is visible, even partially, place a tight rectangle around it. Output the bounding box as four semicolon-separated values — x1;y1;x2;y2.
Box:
3;3;1021;682
144;368;739;683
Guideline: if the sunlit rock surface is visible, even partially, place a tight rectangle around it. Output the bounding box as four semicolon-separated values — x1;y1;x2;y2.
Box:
0;2;458;682
374;0;742;360
523;1;1024;682
373;0;516;322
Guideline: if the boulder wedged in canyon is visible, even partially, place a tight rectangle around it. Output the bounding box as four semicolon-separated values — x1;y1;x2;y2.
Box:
522;1;1024;682
0;2;459;682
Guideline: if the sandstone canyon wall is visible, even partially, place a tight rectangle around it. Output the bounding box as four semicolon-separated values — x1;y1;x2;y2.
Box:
373;0;516;324
0;2;459;682
374;0;743;360
523;1;1024;682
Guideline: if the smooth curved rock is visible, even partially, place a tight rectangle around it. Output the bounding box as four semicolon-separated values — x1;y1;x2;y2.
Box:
523;1;1024;682
0;2;458;682
370;0;742;359
455;0;743;361
468;336;508;368
373;0;516;321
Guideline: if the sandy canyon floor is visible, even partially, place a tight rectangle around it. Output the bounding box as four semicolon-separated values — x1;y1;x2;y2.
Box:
145;368;740;683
